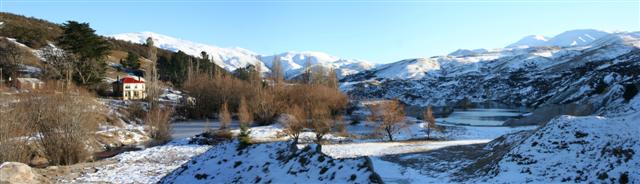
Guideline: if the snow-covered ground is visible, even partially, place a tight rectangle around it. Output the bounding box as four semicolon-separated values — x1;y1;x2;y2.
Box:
160;141;382;184
70;139;211;184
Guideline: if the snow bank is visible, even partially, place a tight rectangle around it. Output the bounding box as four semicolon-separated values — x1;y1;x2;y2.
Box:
478;112;640;183
73;139;211;184
160;141;382;184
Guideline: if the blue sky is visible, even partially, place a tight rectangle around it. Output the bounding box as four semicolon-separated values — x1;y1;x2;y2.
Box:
2;0;639;63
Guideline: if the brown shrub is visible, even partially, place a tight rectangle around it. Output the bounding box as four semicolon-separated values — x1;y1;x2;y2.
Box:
4;89;104;165
145;106;173;143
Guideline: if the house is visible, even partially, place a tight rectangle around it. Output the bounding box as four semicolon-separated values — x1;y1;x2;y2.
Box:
13;77;44;90
113;76;146;100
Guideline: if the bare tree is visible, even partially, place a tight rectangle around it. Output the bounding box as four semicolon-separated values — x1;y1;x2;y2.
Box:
368;100;407;141
271;56;284;84
327;68;339;89
238;97;253;128
238;97;253;145
218;101;231;130
423;106;440;140
145;37;161;108
283;105;305;144
40;46;75;88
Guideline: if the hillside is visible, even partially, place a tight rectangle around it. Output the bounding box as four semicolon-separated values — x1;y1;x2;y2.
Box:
462;95;640;183
342;32;640;110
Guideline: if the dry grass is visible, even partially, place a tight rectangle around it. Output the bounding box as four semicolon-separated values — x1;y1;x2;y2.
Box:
1;87;105;165
145;106;173;143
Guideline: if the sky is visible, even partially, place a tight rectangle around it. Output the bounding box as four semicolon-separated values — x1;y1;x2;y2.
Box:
1;0;639;63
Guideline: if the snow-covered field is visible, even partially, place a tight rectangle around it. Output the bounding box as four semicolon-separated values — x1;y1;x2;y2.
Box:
70;139;211;184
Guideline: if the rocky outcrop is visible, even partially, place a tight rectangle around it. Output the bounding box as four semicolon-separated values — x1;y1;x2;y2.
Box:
0;162;48;184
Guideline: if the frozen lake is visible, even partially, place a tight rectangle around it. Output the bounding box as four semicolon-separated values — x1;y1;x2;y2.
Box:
171;121;239;139
437;108;525;126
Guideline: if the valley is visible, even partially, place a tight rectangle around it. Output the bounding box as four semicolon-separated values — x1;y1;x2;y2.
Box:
1;6;639;184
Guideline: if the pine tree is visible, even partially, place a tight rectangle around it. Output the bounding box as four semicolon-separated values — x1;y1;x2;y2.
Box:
120;51;140;70
58;21;110;85
218;101;231;130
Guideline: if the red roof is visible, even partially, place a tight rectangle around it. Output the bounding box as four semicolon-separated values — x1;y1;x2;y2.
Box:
120;77;145;84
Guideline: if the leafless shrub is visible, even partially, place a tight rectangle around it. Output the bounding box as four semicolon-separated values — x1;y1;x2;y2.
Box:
5;89;103;165
145;106;173;143
127;102;147;121
218;101;231;130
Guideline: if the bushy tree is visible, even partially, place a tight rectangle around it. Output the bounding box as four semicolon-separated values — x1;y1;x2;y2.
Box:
368;100;407;141
284;105;305;144
58;21;110;85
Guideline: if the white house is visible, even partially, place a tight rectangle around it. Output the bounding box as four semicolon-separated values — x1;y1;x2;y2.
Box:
113;76;146;100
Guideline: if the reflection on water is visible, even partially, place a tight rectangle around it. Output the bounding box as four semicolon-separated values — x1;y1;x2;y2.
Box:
436;108;525;126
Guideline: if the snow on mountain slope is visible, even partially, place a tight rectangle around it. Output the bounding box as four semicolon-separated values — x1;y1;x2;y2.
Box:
448;49;489;57
261;51;375;78
507;29;610;48
160;141;382;184
343;32;640;107
111;32;373;78
372;58;441;80
506;35;550;48
111;32;270;72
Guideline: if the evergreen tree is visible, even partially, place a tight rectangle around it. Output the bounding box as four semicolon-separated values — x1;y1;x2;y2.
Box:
120;51;140;70
58;21;110;85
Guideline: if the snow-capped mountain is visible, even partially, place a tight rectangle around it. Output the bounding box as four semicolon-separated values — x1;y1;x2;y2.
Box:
260;51;375;78
342;31;640;108
111;32;269;72
110;32;374;78
507;29;610;48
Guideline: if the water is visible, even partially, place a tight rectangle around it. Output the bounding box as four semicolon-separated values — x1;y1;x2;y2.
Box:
436;108;525;126
170;120;239;139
